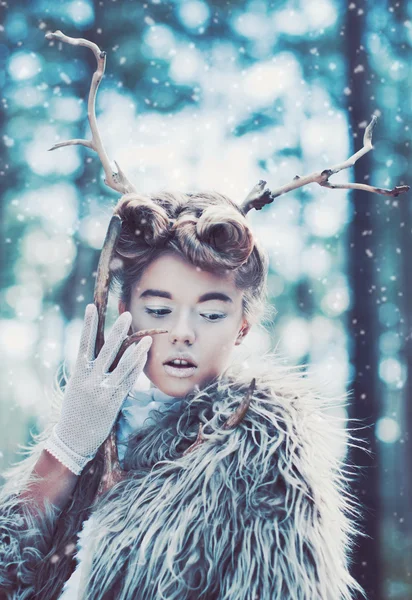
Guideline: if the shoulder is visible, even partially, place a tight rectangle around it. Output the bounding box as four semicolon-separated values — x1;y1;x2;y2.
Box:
196;352;366;501
210;352;352;448
85;354;367;600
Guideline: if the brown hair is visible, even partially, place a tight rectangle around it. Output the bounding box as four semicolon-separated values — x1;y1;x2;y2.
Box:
110;189;272;327
31;190;272;599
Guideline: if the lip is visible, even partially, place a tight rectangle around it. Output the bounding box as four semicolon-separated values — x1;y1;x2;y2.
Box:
163;355;198;367
163;364;197;379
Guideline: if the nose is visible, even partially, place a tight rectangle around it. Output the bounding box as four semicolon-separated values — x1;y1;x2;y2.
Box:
168;310;195;346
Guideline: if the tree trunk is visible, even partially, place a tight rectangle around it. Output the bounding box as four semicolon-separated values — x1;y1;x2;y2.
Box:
345;2;382;598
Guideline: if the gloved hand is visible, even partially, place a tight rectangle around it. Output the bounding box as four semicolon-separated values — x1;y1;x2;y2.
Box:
44;303;152;475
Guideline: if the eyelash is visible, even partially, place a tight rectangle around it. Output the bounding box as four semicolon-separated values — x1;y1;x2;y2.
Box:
144;308;226;322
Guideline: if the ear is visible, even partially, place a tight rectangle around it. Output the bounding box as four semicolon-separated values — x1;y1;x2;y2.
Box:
235;319;250;346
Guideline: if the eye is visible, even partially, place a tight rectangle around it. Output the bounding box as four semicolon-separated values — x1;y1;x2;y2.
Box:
201;313;226;322
144;307;226;321
145;308;171;317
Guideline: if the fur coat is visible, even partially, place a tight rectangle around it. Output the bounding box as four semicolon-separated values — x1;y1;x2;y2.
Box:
0;354;367;599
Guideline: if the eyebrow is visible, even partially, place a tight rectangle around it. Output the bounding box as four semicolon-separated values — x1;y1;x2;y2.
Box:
139;289;233;304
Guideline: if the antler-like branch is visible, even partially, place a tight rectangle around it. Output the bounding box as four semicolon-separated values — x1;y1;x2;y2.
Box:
44;33;167;502
93;215;168;358
45;30;137;195
241;115;409;215
91;214;168;501
183;378;256;456
222;377;255;430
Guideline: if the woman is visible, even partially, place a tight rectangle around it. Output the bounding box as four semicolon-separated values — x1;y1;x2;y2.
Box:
0;189;367;599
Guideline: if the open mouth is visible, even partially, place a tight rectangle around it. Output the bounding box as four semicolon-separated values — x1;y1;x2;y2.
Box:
163;360;197;378
164;360;196;369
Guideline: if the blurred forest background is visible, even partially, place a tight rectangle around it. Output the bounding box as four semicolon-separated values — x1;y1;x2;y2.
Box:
0;0;411;598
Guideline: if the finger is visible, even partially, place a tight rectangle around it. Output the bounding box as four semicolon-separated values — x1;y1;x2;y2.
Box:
112;336;153;386
97;311;133;372
77;304;98;363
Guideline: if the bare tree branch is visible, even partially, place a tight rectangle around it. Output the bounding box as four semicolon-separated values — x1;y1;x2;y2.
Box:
241;115;409;215
90;215;168;500
44;32;168;503
45;29;137;195
222;377;255;429
94;430;127;502
93;215;122;356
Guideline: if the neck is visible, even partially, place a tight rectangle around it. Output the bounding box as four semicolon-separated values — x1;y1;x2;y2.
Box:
148;380;179;400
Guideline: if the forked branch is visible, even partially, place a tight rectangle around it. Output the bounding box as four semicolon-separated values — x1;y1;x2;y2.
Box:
45;33;168;501
241;116;409;215
45;30;137;195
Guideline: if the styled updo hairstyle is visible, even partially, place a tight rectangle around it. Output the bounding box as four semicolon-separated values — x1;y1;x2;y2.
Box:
30;192;271;598
110;190;271;327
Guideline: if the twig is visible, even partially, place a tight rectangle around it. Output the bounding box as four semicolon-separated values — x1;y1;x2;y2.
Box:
93;215;168;359
94;215;122;356
109;328;168;372
222;378;255;429
241;116;409;214
90;218;167;500
94;429;127;502
45;31;169;503
45;30;136;195
183;378;256;456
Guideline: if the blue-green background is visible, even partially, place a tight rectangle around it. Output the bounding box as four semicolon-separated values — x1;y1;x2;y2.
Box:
0;1;411;598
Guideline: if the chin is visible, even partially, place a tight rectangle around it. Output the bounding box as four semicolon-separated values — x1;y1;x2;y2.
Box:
156;378;199;398
145;365;201;398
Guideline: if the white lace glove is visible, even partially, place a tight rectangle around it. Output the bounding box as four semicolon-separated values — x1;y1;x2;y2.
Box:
44;303;153;475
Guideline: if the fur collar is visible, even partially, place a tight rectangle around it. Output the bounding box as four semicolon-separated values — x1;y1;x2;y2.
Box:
67;354;367;600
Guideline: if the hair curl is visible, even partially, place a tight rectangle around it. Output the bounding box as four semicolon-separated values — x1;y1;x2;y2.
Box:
111;189;271;326
27;191;273;598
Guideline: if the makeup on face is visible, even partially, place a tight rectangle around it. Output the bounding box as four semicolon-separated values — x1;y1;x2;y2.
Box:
123;253;247;394
163;363;197;378
142;288;231;379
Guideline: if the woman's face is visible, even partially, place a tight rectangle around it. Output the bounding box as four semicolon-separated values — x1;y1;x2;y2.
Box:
119;252;249;397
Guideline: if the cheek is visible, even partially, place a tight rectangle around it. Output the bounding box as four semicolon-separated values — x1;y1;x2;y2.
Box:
212;318;240;342
142;334;163;365
142;346;160;380
199;325;239;360
130;307;142;327
148;342;164;363
130;309;153;335
210;338;233;358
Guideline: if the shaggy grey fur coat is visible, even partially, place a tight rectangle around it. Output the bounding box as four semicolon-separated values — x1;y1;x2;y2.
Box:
0;356;367;599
